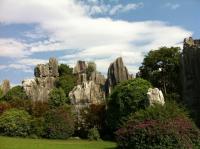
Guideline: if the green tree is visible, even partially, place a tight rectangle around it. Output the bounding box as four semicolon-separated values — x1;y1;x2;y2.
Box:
0;109;31;137
86;62;96;80
106;78;152;131
58;64;73;76
138;47;181;99
56;64;77;99
138;47;181;100
48;88;67;108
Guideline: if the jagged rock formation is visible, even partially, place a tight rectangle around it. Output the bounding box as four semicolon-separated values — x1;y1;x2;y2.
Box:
181;37;200;123
105;57;131;95
22;58;59;102
69;61;105;108
1;80;10;96
147;88;165;106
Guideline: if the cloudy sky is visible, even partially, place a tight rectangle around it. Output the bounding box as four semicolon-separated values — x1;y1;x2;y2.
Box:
0;0;199;85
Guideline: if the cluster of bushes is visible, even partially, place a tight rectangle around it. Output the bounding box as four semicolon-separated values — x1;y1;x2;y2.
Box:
116;102;200;148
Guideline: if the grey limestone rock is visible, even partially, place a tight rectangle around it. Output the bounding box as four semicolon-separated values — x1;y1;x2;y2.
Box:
22;58;59;102
147;88;165;106
105;57;130;95
1;80;10;96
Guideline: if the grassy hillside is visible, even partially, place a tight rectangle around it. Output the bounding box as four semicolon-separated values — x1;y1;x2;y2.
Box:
0;136;116;149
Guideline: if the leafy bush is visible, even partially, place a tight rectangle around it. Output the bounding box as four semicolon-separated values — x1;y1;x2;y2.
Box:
3;86;28;101
0;88;3;98
106;78;152;131
0;109;31;137
116;102;200;149
44;105;74;139
30;117;45;137
88;128;101;141
76;104;106;138
0;101;11;115
48;88;67;108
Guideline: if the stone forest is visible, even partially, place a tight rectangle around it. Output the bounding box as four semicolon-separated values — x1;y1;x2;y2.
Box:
1;37;200;149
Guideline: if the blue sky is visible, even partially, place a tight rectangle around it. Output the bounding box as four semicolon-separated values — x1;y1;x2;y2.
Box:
0;0;199;86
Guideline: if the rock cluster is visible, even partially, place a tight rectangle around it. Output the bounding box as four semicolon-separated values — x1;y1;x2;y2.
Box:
105;57;131;95
181;37;200;113
22;58;59;102
147;88;165;106
69;61;105;108
1;80;10;96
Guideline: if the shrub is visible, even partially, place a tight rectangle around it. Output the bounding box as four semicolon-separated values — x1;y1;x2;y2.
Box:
106;78;152;131
44;105;74;139
30;117;45;137
88;128;101;141
3;86;28;101
0;109;31;137
48;88;67;108
76;104;106;139
116;102;200;149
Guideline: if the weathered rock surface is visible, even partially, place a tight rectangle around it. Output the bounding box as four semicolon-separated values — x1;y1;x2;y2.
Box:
105;57;130;95
69;61;105;108
1;80;10;95
147;88;165;106
22;58;59;102
181;37;200;120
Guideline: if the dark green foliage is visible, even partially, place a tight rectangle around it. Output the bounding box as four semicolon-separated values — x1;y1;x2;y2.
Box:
56;64;77;99
30;117;45;137
106;78;152;131
116;102;200;149
48;88;67;108
138;47;181;100
3;86;28;101
0;88;3;98
55;76;76;101
44;105;74;139
58;64;73;76
0;109;31;137
88;128;101;141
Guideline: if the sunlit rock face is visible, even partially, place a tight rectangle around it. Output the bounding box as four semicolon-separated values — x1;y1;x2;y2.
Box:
105;57;131;96
69;61;105;109
147;88;165;106
181;37;200;118
1;80;10;96
22;58;59;102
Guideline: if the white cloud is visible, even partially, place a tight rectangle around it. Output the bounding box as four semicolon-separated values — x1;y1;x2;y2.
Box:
165;3;180;10
0;0;191;75
0;38;30;58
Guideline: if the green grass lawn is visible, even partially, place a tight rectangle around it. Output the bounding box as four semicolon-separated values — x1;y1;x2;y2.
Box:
0;136;117;149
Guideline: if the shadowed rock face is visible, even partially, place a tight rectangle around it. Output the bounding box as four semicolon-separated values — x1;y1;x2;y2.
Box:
105;57;130;95
181;37;200;124
69;61;105;109
1;80;10;96
22;58;59;102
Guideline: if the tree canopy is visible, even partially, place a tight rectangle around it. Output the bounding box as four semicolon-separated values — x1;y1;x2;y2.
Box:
138;47;181;100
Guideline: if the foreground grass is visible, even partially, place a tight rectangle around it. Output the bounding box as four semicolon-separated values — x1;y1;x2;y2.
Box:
0;136;117;149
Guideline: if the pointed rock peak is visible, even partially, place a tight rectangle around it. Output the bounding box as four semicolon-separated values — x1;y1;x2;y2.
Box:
106;57;130;95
